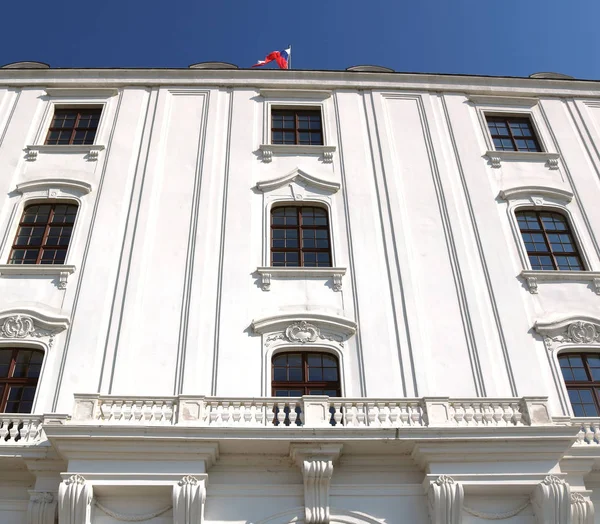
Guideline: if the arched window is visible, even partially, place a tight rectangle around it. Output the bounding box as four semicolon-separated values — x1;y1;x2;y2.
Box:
272;352;340;396
270;206;331;267
0;349;43;413
9;203;78;264
559;353;600;416
516;210;584;271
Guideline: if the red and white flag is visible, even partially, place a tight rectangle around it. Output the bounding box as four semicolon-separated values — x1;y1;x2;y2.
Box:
252;47;291;70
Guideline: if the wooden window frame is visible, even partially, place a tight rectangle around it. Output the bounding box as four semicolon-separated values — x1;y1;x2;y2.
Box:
0;348;43;413
8;203;78;265
270;205;332;268
486;115;542;152
44;107;102;146
516;209;584;271
559;353;600;416
271;352;341;397
271;109;323;146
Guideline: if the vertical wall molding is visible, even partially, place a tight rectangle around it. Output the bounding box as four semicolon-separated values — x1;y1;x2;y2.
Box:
27;491;57;524
210;88;235;395
439;93;518;396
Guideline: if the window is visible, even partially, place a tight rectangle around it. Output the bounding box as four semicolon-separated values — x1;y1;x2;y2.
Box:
0;349;43;413
45;108;101;145
9;203;78;265
271;109;323;145
516;210;584;271
486;116;541;152
272;352;340;396
559;353;600;417
271;206;332;267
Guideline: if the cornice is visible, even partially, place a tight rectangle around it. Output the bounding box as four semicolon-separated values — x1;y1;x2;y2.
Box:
0;70;599;97
16;178;93;196
255;167;340;193
499;185;573;203
251;311;357;337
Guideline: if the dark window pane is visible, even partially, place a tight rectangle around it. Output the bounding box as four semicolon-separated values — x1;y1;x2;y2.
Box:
271;109;323;145
45;108;101;145
9;204;78;265
487;116;541;152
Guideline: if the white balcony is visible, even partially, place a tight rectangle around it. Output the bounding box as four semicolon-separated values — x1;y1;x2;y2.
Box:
69;394;552;428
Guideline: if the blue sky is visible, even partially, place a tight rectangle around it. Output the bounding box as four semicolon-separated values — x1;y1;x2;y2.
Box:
2;0;599;79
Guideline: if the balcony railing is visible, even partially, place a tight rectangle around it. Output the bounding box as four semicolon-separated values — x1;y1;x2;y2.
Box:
0;415;44;444
70;394;552;428
3;396;597;447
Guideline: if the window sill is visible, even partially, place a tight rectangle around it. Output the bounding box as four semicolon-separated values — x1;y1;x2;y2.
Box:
24;144;105;162
485;150;560;170
256;267;346;291
520;270;600;295
259;144;336;164
0;264;76;290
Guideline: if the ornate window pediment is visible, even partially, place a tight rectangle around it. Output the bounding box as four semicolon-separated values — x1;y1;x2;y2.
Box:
0;308;70;348
534;317;600;351
252;312;356;349
256;167;340;195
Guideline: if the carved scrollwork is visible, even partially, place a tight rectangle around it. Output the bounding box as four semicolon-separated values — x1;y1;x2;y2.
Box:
64;474;87;485
536;320;600;352
178;475;199;486
568;322;598;343
286;321;320;343
0;314;57;347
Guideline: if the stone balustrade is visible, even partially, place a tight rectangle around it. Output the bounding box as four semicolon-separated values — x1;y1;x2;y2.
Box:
70;394;553;428
0;395;568;446
0;414;44;444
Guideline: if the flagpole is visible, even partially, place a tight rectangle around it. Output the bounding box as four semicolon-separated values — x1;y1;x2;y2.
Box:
288;44;292;70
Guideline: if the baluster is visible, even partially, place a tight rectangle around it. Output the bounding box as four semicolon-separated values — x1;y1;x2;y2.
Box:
0;420;7;441
166;402;175;424
366;402;377;427
492;402;503;425
454;403;465;426
8;420;19;442
501;402;513;426
113;401;123;422
122;400;133;422
376;403;388;426
265;402;275;426
256;402;265;425
463;403;475;426
410;404;422;426
511;402;522;426
482;402;493;425
332;402;343;426
209;401;219;425
355;402;366;426
132;401;143;423
243;402;253;425
230;402;240;425
99;402;110;422
398;405;409;426
276;402;286;426
388;404;399;426
592;423;600;444
289;402;298;426
342;403;354;427
221;402;231;425
19;419;31;442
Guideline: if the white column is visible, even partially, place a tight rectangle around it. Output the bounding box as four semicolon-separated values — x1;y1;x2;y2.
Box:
290;444;343;524
428;475;464;524
173;475;207;524
571;493;594;524
58;475;93;524
27;492;57;524
532;475;571;524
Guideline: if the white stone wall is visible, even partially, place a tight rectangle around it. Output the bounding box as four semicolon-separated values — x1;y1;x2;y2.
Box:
1;69;600;523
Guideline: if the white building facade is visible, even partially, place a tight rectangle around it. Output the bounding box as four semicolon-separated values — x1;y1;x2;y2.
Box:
0;62;599;523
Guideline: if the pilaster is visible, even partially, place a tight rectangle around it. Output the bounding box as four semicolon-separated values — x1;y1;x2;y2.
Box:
532;475;571;524
27;492;57;524
571;493;594;524
290;443;343;524
427;475;464;524
58;474;93;524
173;474;208;524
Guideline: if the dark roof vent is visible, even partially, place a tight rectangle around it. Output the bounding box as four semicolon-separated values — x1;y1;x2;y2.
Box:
529;72;574;80
189;62;238;70
2;61;50;69
346;65;395;73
